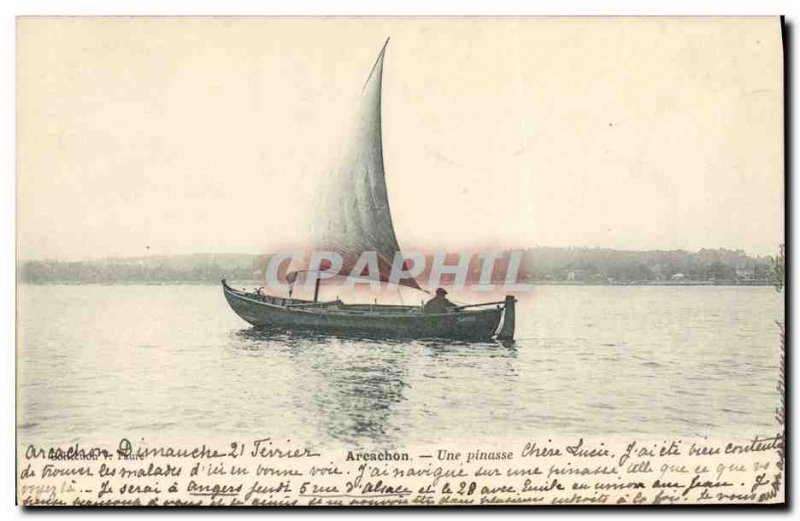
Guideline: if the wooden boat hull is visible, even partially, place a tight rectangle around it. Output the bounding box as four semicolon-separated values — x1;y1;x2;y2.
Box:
222;280;505;341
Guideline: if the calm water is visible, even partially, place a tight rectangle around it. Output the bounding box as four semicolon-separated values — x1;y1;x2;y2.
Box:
17;284;783;449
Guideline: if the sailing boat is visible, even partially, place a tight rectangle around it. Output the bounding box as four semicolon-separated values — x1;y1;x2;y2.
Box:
222;39;516;341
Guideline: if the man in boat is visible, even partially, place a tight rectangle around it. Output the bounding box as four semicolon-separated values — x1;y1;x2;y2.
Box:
424;288;458;313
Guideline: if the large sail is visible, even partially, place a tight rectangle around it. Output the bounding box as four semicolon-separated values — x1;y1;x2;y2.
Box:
313;39;421;290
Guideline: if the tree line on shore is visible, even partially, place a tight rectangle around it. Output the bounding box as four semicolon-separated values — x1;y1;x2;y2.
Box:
18;247;778;285
519;247;777;284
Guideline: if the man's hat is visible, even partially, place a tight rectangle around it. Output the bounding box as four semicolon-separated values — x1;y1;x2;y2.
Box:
435;287;448;296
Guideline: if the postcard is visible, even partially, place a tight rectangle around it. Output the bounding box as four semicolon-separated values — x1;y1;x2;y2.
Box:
16;16;785;506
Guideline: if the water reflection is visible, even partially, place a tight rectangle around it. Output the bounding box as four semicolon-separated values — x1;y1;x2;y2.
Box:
306;348;409;447
421;337;519;358
230;327;518;448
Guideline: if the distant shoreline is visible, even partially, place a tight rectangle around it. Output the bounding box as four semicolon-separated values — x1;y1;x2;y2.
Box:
17;247;779;288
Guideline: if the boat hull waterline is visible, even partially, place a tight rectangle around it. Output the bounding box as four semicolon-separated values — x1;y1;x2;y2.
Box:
222;280;515;341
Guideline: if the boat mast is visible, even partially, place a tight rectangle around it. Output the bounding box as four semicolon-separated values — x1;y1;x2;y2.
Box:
313;277;321;302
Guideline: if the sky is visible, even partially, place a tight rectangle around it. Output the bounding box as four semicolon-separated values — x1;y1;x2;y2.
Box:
16;17;784;260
